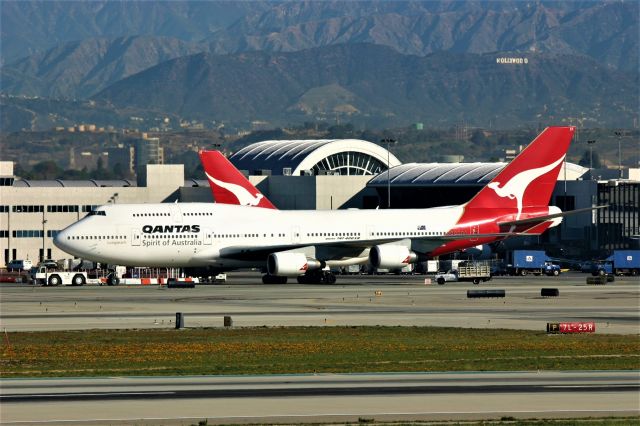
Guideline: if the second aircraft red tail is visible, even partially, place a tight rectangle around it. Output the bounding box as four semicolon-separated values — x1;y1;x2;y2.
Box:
429;126;575;257
463;126;574;219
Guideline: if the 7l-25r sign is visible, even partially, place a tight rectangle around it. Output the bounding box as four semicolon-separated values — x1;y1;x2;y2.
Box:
547;322;596;334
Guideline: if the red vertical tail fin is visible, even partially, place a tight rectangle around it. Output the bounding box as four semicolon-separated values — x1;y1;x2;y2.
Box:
464;126;575;219
432;127;574;257
199;150;277;209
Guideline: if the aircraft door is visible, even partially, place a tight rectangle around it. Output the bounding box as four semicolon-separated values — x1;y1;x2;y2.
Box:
203;228;212;245
470;225;479;242
132;230;141;246
367;225;376;239
170;203;182;224
291;226;301;244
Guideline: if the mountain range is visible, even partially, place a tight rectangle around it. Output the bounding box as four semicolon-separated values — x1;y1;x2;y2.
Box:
92;44;637;128
1;1;638;131
3;1;638;71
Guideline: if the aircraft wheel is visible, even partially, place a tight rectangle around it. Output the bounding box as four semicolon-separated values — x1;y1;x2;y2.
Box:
48;275;61;286
325;272;336;284
262;274;287;284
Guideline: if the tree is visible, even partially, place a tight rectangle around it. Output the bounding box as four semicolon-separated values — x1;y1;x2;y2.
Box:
31;161;63;179
95;156;110;179
14;163;32;179
578;150;602;169
327;123;355;138
470;129;488;146
112;162;125;179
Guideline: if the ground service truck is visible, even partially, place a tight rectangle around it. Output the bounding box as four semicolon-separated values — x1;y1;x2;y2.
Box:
506;250;561;276
591;250;640;276
434;261;492;285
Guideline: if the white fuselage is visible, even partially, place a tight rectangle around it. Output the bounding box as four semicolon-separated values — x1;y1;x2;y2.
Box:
54;203;464;268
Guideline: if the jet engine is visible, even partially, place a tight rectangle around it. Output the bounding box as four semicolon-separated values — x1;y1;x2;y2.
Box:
463;244;493;260
267;252;323;277
369;245;418;269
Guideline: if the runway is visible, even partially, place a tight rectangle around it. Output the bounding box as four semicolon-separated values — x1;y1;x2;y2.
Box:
2;371;639;425
1;273;638;334
2;273;638;424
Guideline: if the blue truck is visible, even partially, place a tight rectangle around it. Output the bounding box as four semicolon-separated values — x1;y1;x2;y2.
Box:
506;250;561;276
591;250;640;276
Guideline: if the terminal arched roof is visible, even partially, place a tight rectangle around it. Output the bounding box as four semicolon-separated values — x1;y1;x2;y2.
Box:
367;162;587;187
368;163;506;187
230;139;401;176
13;179;136;188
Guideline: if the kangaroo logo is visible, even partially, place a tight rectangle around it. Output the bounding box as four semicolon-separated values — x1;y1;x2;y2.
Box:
487;155;565;220
205;172;264;206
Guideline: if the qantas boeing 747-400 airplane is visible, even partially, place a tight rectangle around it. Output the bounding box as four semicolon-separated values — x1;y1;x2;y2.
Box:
54;126;588;284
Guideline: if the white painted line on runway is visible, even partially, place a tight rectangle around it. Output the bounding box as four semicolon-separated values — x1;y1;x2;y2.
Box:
5;408;640;424
2;391;175;399
547;384;637;389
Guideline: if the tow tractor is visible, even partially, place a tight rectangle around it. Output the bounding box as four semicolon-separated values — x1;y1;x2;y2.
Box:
31;266;88;286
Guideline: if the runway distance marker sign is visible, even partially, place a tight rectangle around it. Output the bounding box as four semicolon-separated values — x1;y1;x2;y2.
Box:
547;322;596;334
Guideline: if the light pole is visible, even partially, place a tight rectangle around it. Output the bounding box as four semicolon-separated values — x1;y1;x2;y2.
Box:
380;138;396;208
41;219;47;263
587;140;596;179
614;131;622;178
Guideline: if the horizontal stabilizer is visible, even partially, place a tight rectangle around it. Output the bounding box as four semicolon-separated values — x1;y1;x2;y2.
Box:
497;205;608;228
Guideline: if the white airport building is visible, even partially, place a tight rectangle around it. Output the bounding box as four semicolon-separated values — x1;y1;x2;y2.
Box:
1;139;638;267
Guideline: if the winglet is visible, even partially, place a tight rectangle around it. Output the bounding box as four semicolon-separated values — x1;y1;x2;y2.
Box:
199;150;277;209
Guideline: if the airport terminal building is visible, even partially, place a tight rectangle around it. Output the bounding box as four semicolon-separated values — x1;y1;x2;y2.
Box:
1;139;638;266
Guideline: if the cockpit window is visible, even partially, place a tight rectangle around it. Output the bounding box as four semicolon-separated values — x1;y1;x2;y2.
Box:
88;210;106;216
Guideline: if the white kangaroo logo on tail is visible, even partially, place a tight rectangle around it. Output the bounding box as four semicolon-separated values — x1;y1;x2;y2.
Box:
205;172;264;206
487;155;565;220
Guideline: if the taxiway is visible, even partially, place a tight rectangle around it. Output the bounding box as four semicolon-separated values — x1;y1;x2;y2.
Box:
1;273;638;333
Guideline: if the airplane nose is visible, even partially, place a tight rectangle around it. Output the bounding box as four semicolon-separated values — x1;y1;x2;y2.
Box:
53;228;70;251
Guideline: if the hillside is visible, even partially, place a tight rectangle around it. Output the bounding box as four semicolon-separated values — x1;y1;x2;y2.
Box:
0;0;259;64
1;1;637;130
210;0;639;71
3;1;636;72
93;44;637;129
1;36;206;98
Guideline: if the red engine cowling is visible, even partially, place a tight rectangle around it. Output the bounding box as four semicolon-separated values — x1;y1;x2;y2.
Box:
369;245;417;269
267;252;322;276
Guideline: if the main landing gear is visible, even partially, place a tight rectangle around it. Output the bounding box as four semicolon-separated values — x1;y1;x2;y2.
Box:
296;270;336;284
262;270;337;284
262;274;288;284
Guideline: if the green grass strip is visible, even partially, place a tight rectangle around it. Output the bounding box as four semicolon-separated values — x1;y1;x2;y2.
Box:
1;326;638;377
